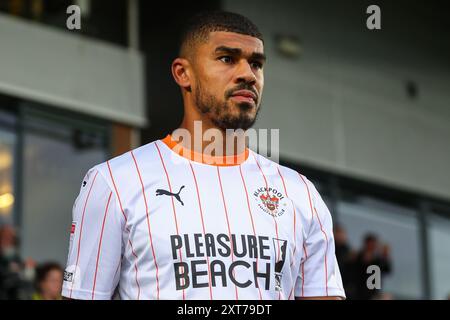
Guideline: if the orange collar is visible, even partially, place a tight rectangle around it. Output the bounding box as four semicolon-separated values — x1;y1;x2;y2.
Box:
161;134;249;166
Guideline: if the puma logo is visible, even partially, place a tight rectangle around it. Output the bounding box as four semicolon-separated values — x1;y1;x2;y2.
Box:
156;185;185;206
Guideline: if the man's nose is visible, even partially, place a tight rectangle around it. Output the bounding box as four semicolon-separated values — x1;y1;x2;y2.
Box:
235;60;257;84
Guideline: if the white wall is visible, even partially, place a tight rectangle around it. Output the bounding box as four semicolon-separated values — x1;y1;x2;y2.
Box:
225;0;450;200
0;13;146;127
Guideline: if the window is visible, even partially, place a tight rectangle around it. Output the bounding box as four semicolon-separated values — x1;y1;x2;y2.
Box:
0;101;110;266
337;195;423;299
19;105;110;265
281;159;450;300
428;211;450;300
0;109;16;225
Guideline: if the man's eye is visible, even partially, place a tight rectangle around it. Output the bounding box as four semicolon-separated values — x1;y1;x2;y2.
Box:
219;56;233;64
251;61;263;70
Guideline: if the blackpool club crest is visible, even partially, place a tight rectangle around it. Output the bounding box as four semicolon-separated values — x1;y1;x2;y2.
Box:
254;187;286;217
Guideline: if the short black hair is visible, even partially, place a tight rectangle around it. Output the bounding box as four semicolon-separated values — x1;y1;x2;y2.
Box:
179;11;263;57
364;233;378;244
35;262;63;291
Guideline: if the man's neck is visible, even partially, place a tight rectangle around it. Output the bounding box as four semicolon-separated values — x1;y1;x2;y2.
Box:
175;116;247;157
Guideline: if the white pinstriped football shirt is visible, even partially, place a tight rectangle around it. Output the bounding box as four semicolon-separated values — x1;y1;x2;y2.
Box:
62;135;345;300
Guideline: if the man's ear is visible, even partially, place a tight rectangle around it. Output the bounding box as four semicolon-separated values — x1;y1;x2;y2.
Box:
172;58;192;91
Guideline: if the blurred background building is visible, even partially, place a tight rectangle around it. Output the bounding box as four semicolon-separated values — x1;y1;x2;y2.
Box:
0;0;449;299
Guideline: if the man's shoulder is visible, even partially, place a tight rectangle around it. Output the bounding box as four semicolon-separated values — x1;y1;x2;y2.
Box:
89;139;162;183
251;150;309;183
251;151;319;200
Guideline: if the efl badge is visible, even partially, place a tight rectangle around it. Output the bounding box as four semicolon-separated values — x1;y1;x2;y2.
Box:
69;222;77;244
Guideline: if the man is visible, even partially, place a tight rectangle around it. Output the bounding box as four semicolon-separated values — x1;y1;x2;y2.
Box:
33;262;64;300
353;234;391;300
0;224;36;300
62;11;345;300
333;224;356;299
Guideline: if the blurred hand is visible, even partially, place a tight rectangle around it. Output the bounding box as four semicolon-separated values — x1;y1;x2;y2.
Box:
381;244;391;257
24;257;36;269
23;258;37;281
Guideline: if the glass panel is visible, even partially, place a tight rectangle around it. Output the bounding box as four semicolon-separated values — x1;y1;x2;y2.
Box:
20;111;108;265
337;196;423;299
428;213;450;300
0;113;16;225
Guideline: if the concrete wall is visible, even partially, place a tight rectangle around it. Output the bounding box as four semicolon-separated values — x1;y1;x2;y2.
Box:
0;13;146;127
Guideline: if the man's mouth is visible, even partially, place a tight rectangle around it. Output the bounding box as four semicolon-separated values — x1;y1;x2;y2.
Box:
230;90;257;104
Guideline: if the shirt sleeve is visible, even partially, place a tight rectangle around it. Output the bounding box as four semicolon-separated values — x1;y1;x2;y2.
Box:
62;167;124;300
294;177;346;299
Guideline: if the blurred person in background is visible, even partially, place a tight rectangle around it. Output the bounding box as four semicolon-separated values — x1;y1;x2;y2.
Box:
32;262;63;300
0;224;36;299
353;233;392;300
334;224;357;299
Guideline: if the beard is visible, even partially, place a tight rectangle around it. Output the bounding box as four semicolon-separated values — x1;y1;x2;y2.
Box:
194;81;261;130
